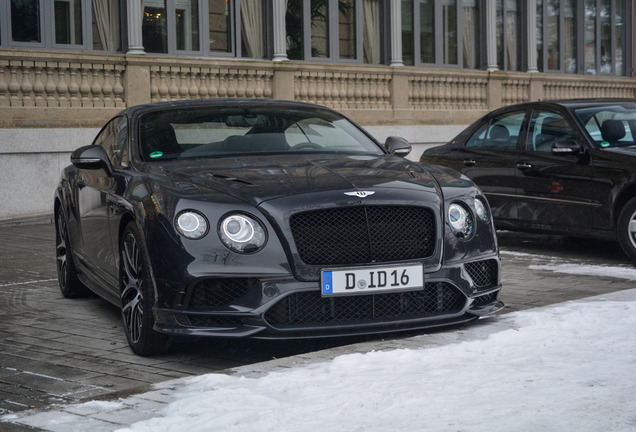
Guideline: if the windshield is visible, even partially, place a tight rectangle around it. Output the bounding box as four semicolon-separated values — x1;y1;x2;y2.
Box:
573;104;636;148
138;106;384;161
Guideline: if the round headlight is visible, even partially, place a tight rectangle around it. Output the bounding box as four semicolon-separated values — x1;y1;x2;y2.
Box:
474;197;490;222
175;211;209;239
219;213;266;253
448;203;474;239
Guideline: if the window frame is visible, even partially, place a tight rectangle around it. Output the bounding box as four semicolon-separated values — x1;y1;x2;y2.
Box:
296;0;387;64
1;0;93;51
537;0;629;76
401;0;483;69
0;0;124;52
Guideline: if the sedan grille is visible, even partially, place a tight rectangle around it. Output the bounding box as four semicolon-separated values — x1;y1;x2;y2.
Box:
464;259;498;288
264;282;464;327
290;206;436;266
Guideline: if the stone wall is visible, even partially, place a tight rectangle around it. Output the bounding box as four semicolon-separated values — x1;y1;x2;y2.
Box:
1;50;635;221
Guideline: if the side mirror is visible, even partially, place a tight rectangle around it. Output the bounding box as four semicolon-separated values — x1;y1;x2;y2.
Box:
71;145;114;176
385;136;412;157
551;139;583;156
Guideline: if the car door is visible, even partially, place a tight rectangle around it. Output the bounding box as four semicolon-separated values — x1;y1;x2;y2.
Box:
514;109;593;230
75;116;127;286
448;110;528;224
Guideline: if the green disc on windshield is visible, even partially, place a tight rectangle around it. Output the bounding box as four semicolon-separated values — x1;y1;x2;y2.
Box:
149;151;163;158
600;141;610;148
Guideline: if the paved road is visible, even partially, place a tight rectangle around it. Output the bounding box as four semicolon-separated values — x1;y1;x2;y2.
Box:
1;220;634;427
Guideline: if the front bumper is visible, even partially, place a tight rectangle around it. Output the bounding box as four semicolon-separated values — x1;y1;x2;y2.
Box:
152;256;503;339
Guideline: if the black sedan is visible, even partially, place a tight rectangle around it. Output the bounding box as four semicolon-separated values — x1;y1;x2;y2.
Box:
421;98;636;261
55;99;502;356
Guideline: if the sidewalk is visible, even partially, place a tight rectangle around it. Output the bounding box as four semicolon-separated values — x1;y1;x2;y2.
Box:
6;287;636;432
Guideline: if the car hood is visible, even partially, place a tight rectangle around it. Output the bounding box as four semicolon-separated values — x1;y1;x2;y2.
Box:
149;153;441;206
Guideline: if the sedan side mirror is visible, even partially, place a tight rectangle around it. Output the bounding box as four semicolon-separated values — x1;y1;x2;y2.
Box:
71;145;114;176
385;136;412;157
551;139;583;156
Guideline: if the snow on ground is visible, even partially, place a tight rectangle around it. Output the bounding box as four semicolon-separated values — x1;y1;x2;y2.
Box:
110;294;636;432
5;262;636;432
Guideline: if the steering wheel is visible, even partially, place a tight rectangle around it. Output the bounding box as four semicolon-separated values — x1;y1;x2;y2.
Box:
291;142;323;151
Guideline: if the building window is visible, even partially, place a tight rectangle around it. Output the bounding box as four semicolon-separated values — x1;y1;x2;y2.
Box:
401;0;481;69
209;0;231;53
54;0;83;45
143;1;168;53
287;0;384;64
11;0;42;43
497;0;522;71
537;0;626;75
92;0;121;51
141;0;268;58
1;0;121;51
240;0;266;58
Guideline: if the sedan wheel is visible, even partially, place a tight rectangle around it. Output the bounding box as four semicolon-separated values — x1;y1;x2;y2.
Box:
617;197;636;262
55;210;88;298
120;222;168;356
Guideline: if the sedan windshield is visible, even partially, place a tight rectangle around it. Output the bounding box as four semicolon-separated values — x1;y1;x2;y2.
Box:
138;106;384;161
574;103;636;148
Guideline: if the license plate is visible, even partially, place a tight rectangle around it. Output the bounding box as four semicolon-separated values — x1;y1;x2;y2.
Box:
321;264;424;296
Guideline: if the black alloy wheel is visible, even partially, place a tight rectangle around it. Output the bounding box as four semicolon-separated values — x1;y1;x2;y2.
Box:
55;209;88;298
617;196;636;262
120;222;168;356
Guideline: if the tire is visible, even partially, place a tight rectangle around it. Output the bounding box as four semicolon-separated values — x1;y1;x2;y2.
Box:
55;209;89;298
120;222;168;356
617;197;636;262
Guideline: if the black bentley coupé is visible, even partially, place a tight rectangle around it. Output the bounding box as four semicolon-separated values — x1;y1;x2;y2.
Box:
55;99;502;355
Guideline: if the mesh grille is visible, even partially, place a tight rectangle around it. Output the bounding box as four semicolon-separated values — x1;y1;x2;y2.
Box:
188;278;252;310
188;316;243;327
264;282;464;327
290;206;436;266
472;291;499;307
464;259;498;288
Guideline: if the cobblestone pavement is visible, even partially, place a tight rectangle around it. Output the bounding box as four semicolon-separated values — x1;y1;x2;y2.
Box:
1;220;634;431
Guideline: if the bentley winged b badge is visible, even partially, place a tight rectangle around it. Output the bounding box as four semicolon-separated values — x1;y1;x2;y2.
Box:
344;191;375;198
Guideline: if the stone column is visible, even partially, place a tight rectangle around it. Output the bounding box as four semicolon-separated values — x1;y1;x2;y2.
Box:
127;0;145;54
526;0;539;73
390;0;404;66
272;0;289;61
486;0;498;71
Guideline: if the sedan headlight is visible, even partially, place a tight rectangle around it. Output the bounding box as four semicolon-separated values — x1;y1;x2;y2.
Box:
175;210;209;239
448;203;474;239
218;213;267;253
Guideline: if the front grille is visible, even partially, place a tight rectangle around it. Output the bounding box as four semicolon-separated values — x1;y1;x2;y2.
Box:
188;316;243;328
264;282;464;327
472;291;498;307
290;206;435;266
188;278;253;310
464;259;498;288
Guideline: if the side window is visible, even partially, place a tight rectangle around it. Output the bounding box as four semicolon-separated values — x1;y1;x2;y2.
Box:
94;116;128;169
527;111;575;152
581;110;634;147
465;111;525;150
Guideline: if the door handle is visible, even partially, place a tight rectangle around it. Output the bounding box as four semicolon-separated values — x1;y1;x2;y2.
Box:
463;159;476;167
516;162;532;170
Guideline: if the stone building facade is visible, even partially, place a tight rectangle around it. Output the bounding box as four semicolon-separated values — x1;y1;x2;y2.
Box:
1;0;635;220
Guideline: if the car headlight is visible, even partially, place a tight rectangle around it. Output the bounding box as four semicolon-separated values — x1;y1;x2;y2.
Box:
218;213;267;253
448;203;474;239
175;210;209;239
474;197;490;222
